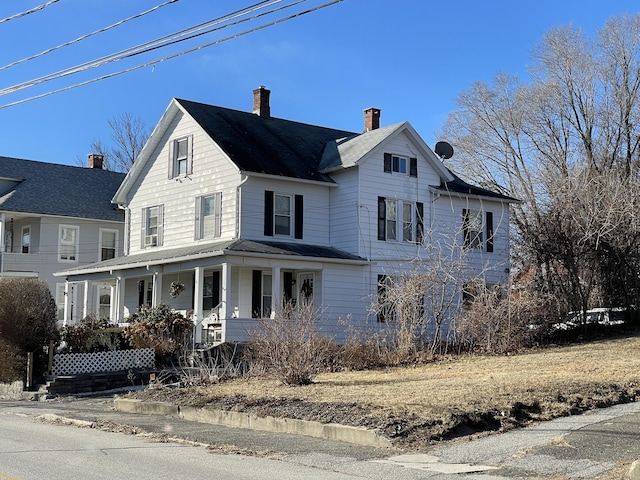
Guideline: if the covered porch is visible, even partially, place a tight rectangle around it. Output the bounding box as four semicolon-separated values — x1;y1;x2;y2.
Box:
56;239;367;346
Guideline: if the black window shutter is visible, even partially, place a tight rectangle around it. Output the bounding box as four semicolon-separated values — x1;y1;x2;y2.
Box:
462;209;470;248
378;196;386;241
409;157;417;177
383;153;392;173
294;194;303;239
264;190;274;236
251;270;262;318
416;202;424;244
486;211;494;253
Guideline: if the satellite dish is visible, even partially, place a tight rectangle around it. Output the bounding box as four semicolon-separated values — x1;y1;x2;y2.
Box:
434;141;454;160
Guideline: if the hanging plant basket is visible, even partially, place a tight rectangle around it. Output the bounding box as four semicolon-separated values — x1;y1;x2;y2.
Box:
169;281;185;298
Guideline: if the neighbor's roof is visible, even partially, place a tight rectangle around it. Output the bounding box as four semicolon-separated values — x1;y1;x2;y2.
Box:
0;156;126;221
177;98;358;183
56;238;368;277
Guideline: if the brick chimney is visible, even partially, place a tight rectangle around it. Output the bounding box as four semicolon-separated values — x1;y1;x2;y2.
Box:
364;107;380;132
87;153;104;169
253;86;271;118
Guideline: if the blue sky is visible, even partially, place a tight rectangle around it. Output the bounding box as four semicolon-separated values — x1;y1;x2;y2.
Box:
0;0;638;167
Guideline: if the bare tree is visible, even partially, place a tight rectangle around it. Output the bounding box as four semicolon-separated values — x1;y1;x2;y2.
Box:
440;14;640;319
86;112;150;172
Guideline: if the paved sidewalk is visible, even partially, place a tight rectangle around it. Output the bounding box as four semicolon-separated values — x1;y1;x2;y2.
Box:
1;395;639;479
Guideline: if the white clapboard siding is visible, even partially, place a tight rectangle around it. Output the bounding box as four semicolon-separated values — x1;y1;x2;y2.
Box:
128;112;241;253
239;176;331;245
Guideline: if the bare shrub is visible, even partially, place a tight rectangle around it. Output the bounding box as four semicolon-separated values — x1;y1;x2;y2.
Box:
455;285;558;354
0;278;58;382
123;303;192;365
177;343;247;386
248;300;334;385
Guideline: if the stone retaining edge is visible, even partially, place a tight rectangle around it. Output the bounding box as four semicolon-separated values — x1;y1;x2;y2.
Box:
114;398;392;448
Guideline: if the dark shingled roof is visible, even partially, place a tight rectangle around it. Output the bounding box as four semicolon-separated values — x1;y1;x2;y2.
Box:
57;238;368;276
176;98;357;183
0;156;126;221
438;170;519;202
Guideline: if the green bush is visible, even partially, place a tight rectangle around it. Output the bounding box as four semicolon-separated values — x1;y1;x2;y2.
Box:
0;278;58;382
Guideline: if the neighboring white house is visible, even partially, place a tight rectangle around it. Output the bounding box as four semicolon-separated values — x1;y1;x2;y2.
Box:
0;155;125;325
56;87;517;344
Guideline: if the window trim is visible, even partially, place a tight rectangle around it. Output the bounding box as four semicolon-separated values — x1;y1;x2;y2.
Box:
195;193;222;240
98;228;118;261
168;135;193;179
58;225;79;262
141;205;163;248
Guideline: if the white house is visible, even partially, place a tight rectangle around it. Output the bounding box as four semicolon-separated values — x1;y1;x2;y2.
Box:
0;155;125;324
56;87;516;343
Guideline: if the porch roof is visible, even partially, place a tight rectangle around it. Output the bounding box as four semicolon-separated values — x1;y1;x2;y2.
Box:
55;239;368;277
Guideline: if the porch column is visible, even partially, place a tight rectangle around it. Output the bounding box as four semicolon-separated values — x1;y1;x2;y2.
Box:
193;266;204;344
271;266;281;319
63;281;71;327
82;280;90;320
109;284;117;323
115;276;125;322
220;262;231;319
152;271;163;306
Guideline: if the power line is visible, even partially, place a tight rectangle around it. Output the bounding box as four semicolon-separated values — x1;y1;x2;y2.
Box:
0;0;287;96
0;0;179;73
0;0;343;109
0;0;61;25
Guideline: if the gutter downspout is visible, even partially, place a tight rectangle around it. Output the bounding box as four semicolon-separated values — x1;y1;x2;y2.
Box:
235;174;249;239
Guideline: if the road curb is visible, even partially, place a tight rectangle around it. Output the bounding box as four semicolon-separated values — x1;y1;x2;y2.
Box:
114;398;392;448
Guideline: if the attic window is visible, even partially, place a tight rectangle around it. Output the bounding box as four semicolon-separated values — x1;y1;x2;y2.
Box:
169;135;193;178
383;153;417;177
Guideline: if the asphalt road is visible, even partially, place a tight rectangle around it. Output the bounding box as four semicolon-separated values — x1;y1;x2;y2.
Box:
1;395;639;479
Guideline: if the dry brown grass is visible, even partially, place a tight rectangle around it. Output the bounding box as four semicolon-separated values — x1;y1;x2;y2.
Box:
213;335;640;415
134;334;640;448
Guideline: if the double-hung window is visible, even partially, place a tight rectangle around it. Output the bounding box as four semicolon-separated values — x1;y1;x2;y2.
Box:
195;193;222;240
169;136;192;178
274;194;291;236
142;205;163;248
379;198;424;243
58;225;79;262
99;229;118;261
463;209;494;252
264;191;304;239
21;226;30;254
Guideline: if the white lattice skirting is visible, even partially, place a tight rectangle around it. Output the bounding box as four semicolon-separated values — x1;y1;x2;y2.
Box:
52;349;155;376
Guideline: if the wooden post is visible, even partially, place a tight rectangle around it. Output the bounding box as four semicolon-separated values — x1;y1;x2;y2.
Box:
26;352;33;390
48;340;55;376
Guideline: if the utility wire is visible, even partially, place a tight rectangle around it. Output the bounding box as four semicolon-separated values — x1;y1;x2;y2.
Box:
0;0;61;25
0;0;179;73
0;0;285;96
0;0;343;110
